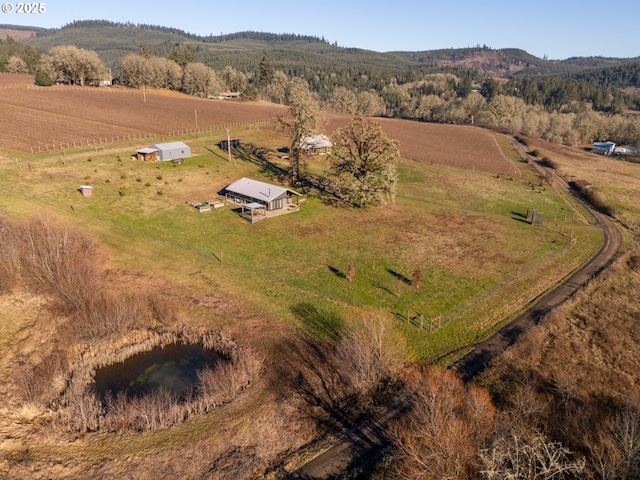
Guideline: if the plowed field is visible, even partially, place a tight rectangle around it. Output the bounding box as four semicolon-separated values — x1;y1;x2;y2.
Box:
0;75;288;153
0;74;518;176
325;113;520;176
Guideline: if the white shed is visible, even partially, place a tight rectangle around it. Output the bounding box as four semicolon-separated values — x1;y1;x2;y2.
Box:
149;142;191;161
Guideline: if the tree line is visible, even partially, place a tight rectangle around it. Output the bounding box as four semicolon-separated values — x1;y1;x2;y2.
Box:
2;34;639;149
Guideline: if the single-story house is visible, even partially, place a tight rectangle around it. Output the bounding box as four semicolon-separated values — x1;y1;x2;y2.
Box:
300;134;333;155
592;141;616;156
136;142;191;162
223;177;301;211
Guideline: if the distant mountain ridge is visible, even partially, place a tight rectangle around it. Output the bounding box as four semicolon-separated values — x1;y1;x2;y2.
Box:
2;20;639;80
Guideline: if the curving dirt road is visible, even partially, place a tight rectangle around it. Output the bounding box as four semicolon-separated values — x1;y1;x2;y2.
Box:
288;152;622;479
451;175;622;381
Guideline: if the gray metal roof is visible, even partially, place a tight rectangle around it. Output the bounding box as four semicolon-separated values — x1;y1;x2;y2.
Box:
225;177;300;202
300;134;332;150
150;141;190;151
136;147;158;154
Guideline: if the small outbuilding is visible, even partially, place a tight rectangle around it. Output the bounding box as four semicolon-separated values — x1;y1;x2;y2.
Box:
571;179;593;192
592;141;616;156
300;134;333;155
219;138;240;151
135;147;159;162
136;142;191;162
79;185;93;197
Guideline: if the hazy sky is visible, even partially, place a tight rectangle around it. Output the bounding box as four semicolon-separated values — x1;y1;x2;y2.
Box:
2;0;638;60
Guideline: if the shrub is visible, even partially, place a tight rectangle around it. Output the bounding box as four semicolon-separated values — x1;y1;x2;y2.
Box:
538;156;556;169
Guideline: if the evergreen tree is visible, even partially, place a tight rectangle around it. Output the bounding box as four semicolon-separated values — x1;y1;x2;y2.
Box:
34;68;53;86
257;49;275;92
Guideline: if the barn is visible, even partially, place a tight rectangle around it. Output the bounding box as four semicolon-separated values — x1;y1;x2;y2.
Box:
136;142;191;162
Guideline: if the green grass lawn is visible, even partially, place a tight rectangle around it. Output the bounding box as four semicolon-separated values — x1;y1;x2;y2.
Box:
0;128;602;361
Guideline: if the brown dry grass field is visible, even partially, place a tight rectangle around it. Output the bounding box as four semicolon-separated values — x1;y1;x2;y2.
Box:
0;77;623;478
525;136;640;230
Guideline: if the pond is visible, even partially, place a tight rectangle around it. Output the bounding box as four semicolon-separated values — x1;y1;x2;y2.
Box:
93;343;225;401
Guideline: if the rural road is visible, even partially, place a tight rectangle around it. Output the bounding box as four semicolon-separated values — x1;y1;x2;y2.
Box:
451;177;622;381
288;151;622;479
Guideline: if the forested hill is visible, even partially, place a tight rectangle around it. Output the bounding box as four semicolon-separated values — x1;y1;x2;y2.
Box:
11;19;639;80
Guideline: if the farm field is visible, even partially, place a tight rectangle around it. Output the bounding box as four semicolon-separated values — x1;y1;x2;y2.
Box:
0;87;600;360
326;113;522;177
0;80;608;478
0;80;601;479
2;74;520;179
0;74;289;153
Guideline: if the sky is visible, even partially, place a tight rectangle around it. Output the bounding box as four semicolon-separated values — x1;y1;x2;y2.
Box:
2;0;639;60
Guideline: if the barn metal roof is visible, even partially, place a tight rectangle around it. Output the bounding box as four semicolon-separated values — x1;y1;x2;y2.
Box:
300;134;332;150
150;141;190;151
225;177;300;202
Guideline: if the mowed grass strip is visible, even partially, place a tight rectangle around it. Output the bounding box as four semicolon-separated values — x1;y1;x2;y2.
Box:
0;124;600;360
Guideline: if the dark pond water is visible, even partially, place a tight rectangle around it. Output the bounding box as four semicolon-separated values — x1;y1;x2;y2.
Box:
94;343;225;401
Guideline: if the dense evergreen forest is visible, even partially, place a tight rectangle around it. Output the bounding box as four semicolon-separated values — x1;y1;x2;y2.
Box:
1;20;639;148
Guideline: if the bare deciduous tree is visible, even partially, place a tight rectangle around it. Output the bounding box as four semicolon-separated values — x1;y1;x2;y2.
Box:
391;368;496;480
412;267;423;290
44;45;106;85
336;312;402;402
281;77;322;185
182;62;223;98
21;216;103;313
328;116;400;207
609;407;640;480
479;433;585;480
